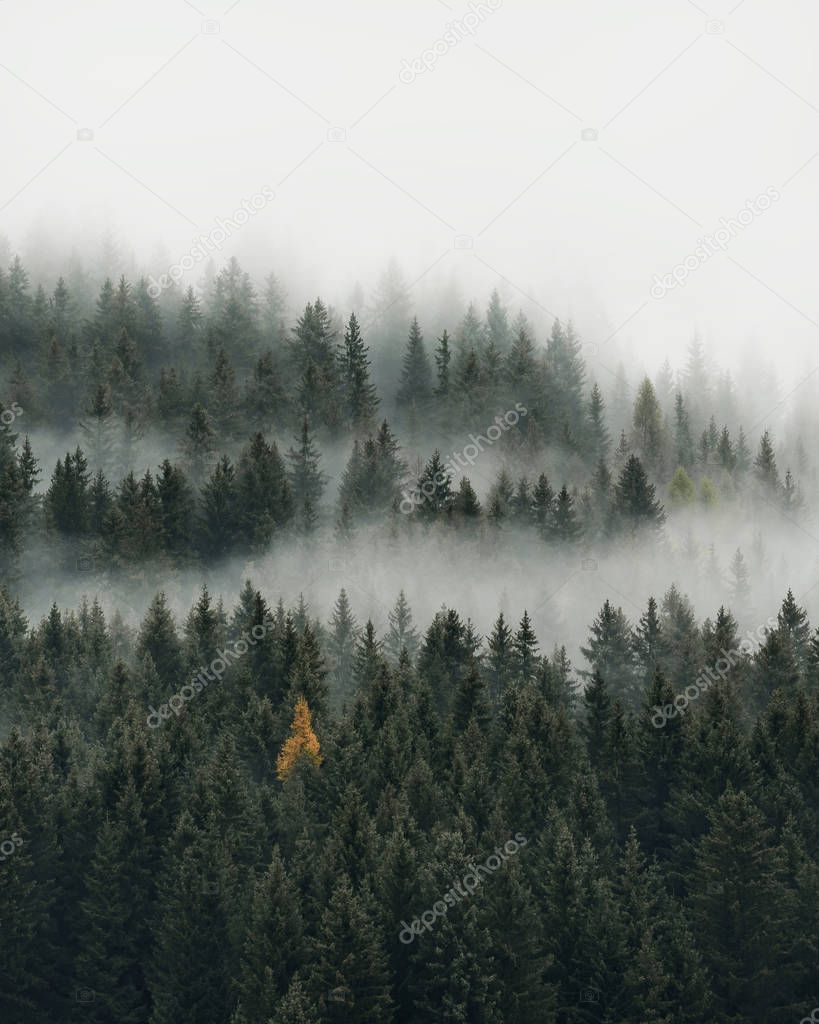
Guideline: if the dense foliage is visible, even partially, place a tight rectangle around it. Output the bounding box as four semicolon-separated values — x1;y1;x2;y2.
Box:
0;254;807;584
0;580;818;1022
0;251;817;1023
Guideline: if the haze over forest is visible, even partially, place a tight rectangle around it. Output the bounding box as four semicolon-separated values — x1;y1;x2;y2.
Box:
1;3;818;1023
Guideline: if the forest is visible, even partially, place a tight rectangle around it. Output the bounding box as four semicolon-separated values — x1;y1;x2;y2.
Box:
0;249;818;1023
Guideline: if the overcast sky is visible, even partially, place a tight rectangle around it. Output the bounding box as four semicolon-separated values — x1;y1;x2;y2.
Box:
2;0;819;395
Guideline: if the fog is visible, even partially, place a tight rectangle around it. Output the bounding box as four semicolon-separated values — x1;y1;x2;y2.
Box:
3;0;819;377
4;0;819;662
14;404;819;674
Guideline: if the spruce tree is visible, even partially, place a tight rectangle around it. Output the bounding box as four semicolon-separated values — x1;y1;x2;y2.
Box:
613;455;665;536
396;318;432;408
384;590;419;664
338;313;378;433
287;417;326;517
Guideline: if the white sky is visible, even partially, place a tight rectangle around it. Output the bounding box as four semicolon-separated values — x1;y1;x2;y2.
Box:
2;0;819;399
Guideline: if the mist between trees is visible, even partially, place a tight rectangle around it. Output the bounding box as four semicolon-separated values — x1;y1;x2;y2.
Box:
1;248;819;1022
0;250;813;628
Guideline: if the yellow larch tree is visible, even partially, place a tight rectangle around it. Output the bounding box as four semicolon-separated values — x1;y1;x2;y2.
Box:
276;697;322;780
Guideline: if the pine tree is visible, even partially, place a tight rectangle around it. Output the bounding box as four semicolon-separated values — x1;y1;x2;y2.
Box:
327;589;359;710
632;376;663;464
486;611;514;705
549;485;582;542
182;403;215;482
338;313;378;433
582;669;611;772
513;611;539;683
233;847;304;1023
414;451;453;517
754;429;780;495
729;548;751;606
287;417;326;517
613;455;665;536
396;318;432;408
198;455;239;559
674;392;695;468
581;600;640;710
452;476;482;521
777;588;810;671
307;877;392;1023
433;330;451;398
531;473;554;533
690;788;796;1022
485;288;510;351
735;426;752;475
632;595;661;683
588;382;610;463
384;590;419;664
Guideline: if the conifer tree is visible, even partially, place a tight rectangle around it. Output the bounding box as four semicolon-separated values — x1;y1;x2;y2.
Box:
754;429;780;495
327;589;359;709
338;313;378;433
588;382;611;463
549;485;582;542
396;318;432;408
690;788;796;1022
613;455;665;536
384;590;419;664
433;330;451;398
276;697;322;779
182;403;216;483
233;847;304;1023
632;376;663;463
581;600;640;710
287;417;326;516
307;877;392;1024
513;610;539;683
486;611;514;705
582;669;611;772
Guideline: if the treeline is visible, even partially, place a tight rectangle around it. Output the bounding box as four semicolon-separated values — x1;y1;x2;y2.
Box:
0;389;801;580
0;580;817;1022
0;253;807;501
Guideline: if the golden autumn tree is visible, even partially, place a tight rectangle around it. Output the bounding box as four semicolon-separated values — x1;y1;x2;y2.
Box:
276;697;322;780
